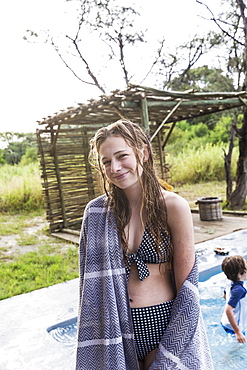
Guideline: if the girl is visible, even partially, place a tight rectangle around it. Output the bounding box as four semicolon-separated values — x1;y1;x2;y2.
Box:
76;119;213;369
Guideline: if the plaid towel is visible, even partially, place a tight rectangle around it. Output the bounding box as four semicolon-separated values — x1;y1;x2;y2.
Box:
76;195;214;370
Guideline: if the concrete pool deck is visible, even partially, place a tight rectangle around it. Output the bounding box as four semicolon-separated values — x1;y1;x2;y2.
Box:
0;278;79;370
1;215;247;369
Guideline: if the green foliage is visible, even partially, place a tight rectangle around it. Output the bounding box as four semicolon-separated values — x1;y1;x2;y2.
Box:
189;122;210;139
177;120;210;138
0;247;79;300
167;143;238;185
167;65;235;92
3;142;25;165
20;147;38;165
0;132;37;165
167;113;239;154
0;149;5;165
209;116;232;144
0;163;44;212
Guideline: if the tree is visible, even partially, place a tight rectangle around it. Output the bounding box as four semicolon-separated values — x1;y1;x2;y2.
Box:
25;0;167;94
0;149;5;165
0;132;37;165
166;65;235;92
230;0;247;208
196;0;247;209
20;147;38;165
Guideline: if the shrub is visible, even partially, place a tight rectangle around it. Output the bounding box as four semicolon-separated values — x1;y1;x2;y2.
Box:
20;147;38;165
167;143;238;185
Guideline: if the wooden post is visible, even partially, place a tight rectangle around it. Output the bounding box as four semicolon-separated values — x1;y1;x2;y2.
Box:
157;130;164;179
162;121;177;150
150;99;183;142
36;129;53;231
140;95;149;132
83;130;95;199
51;129;68;229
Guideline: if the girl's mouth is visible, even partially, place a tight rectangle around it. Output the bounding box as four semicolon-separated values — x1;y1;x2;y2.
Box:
114;171;129;180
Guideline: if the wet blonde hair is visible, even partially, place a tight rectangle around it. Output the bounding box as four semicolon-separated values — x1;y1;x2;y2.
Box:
90;119;170;256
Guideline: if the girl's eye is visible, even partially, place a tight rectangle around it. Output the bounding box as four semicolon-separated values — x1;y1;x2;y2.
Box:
102;160;110;166
119;154;127;159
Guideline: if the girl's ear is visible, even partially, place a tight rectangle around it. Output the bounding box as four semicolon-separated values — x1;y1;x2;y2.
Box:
143;145;150;162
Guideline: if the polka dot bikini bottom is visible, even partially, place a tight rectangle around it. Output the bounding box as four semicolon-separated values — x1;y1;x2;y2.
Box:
131;299;174;361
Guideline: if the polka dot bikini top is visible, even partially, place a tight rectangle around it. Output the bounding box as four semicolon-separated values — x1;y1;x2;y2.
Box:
125;224;172;281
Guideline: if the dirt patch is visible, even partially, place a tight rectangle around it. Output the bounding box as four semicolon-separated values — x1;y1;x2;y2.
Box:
0;214;77;262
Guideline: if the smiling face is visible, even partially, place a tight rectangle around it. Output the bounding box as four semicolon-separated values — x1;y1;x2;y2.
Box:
99;135;144;191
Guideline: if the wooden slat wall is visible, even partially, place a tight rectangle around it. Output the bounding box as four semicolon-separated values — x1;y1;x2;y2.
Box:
37;126;102;232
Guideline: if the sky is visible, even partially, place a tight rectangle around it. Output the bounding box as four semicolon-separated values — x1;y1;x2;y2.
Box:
0;0;219;134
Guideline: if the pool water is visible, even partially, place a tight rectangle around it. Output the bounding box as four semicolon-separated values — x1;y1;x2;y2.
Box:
47;317;77;354
199;271;247;370
48;272;247;369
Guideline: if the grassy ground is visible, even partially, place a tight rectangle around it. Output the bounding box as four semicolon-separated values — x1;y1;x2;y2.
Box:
0;210;79;300
173;181;227;208
0;180;229;301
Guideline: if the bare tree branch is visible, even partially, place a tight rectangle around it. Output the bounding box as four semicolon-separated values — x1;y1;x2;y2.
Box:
176;36;215;88
196;0;245;46
50;37;99;88
66;35;106;93
140;39;166;85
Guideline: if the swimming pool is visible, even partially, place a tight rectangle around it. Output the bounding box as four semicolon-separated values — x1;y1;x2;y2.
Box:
47;229;247;369
47;317;77;354
48;275;247;369
199;271;247;370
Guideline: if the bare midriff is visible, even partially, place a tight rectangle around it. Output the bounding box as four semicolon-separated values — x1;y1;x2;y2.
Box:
128;262;175;308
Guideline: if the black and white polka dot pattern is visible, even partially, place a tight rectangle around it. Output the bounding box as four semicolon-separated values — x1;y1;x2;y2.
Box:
131;300;174;360
125;225;171;281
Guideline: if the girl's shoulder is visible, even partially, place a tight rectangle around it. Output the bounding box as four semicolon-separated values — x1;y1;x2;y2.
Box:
161;189;190;210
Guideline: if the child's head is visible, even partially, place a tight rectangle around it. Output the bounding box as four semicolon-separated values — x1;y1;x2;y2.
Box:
222;255;247;281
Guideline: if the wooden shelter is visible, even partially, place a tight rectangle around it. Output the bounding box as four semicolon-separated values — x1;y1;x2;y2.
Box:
36;84;247;234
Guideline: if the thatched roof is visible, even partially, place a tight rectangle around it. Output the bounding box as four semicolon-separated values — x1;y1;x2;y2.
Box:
37;84;247;130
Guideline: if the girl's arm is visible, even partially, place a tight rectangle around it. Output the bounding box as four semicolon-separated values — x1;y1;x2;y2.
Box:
165;191;195;292
225;304;247;343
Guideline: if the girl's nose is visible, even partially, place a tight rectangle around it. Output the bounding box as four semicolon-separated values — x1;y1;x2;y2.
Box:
111;159;121;173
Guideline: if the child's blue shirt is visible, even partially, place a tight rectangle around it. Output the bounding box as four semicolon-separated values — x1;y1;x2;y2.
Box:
221;280;247;334
228;281;246;307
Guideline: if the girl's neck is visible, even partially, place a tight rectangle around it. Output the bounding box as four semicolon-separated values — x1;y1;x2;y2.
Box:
126;194;142;216
123;183;142;206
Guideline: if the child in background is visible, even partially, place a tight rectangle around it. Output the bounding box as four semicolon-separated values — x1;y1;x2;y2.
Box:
221;255;247;343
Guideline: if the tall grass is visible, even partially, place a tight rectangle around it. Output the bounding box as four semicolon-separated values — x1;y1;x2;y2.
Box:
167;143;238;185
0;163;44;212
